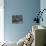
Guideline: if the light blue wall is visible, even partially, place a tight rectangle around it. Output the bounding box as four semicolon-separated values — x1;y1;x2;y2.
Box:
4;0;40;42
40;0;46;27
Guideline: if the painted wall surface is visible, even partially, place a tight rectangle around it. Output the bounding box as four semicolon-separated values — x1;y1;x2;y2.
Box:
0;0;4;42
40;0;46;26
4;0;40;42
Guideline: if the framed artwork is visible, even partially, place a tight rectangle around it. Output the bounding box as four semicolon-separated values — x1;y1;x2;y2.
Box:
12;15;23;24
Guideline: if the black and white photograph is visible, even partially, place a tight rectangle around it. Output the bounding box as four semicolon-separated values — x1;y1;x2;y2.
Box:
12;15;23;24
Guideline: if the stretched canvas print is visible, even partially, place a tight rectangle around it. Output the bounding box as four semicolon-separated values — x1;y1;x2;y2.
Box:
12;15;23;24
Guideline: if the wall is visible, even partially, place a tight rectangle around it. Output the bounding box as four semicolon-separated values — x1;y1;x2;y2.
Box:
40;0;46;26
0;0;4;42
4;0;40;42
